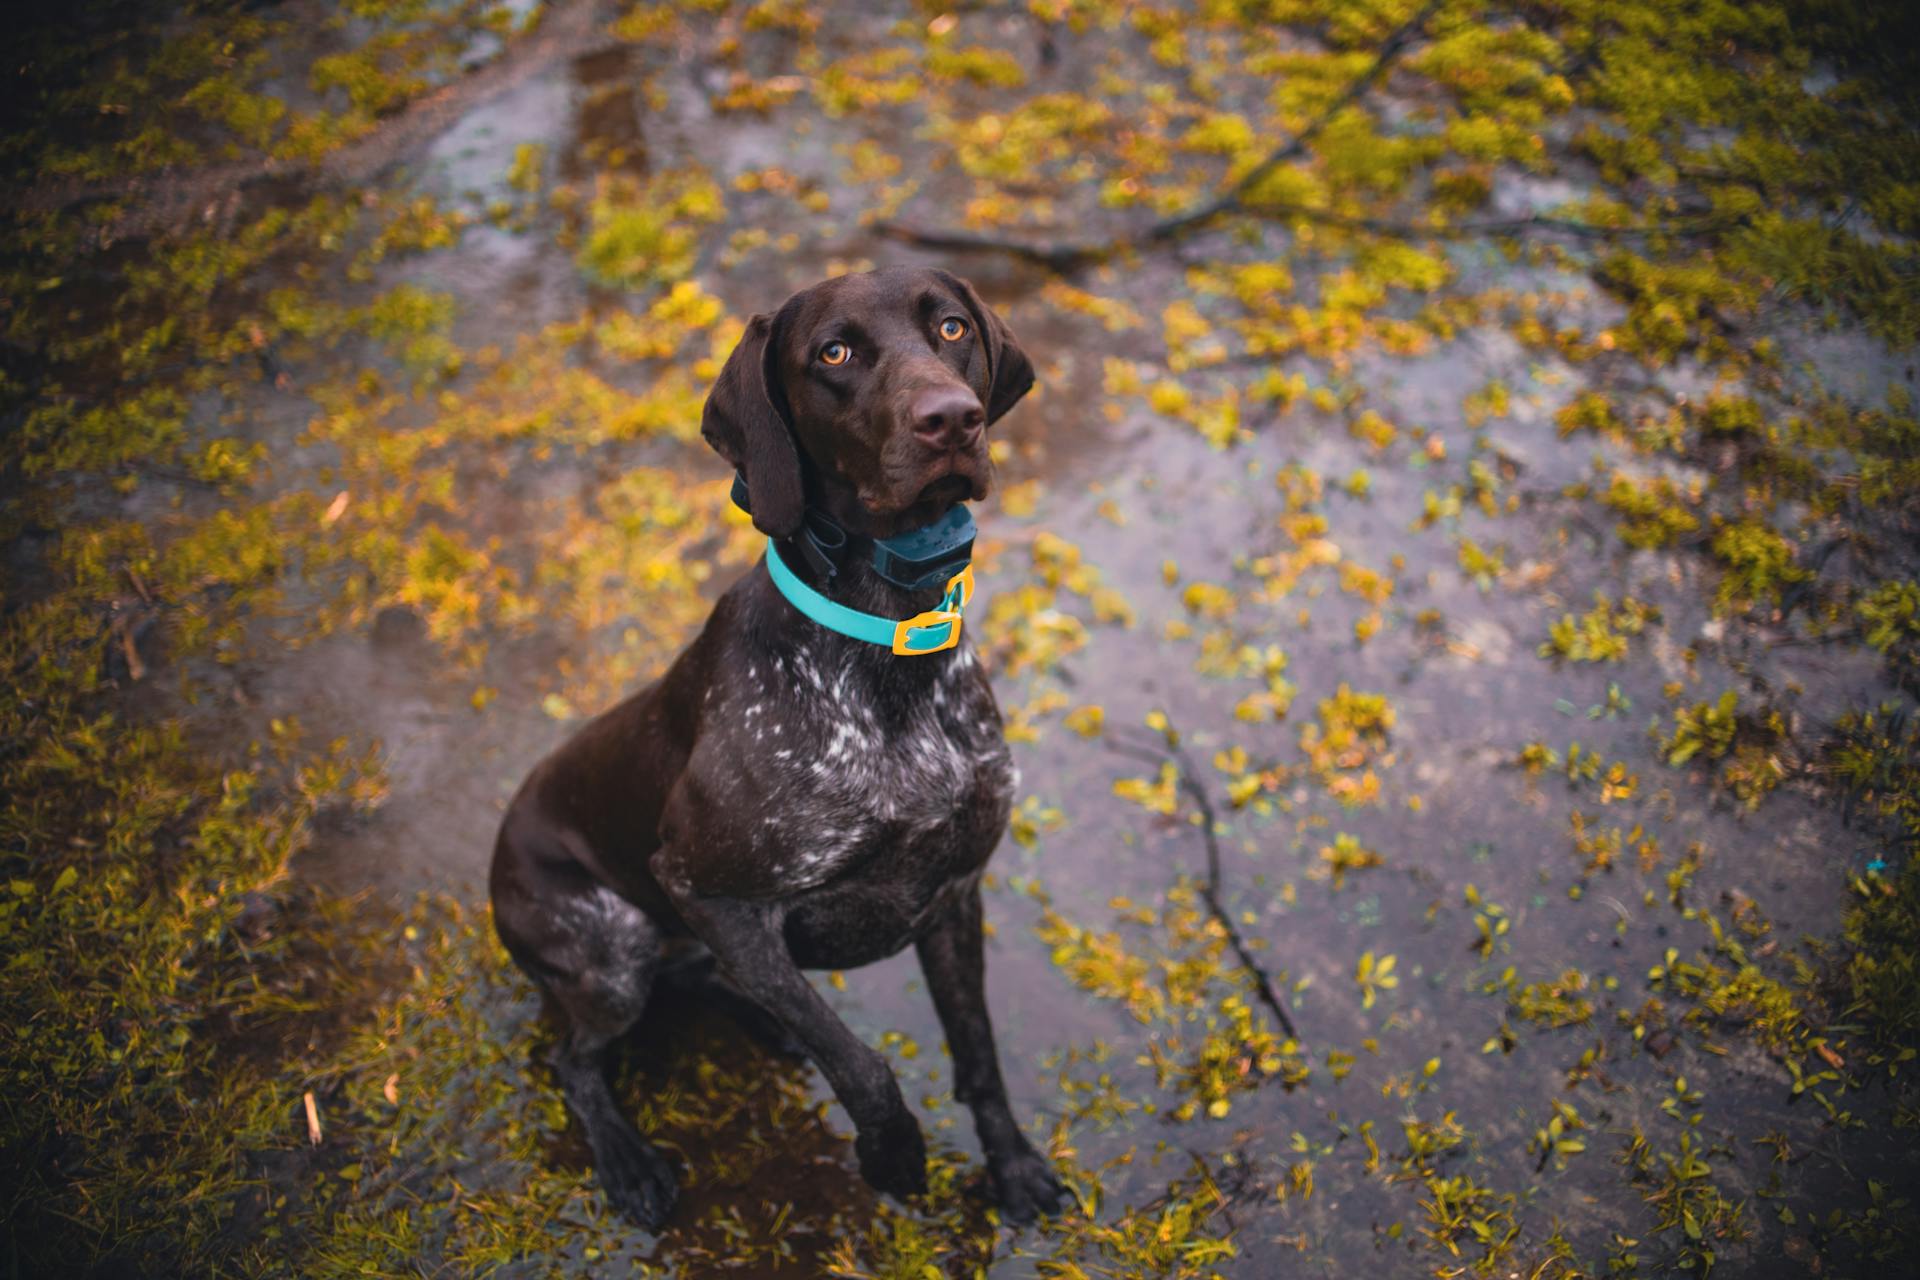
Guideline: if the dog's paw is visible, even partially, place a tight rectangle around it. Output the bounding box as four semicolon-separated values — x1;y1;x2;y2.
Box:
855;1110;929;1202
593;1125;679;1231
988;1141;1067;1224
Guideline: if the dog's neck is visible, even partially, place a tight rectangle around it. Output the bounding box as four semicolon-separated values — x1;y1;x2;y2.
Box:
782;538;955;626
764;546;965;693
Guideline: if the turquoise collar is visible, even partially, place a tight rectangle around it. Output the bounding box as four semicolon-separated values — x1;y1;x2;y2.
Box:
764;537;974;655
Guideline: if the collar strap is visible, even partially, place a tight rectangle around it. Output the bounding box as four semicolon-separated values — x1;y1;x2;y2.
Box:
765;537;974;655
731;472;976;591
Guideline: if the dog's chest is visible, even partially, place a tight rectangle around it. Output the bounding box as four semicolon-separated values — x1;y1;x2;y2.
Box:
724;643;1014;891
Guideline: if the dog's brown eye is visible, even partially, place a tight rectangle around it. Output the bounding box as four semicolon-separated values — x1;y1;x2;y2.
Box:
820;341;851;366
938;318;968;342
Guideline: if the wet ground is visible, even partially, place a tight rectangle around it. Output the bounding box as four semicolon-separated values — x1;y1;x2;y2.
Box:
10;2;1920;1276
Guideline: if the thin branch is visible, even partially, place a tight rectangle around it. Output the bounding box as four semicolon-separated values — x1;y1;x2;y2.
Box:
1248;204;1753;243
866;220;1099;271
1144;0;1443;245
1108;732;1300;1042
877;0;1441;272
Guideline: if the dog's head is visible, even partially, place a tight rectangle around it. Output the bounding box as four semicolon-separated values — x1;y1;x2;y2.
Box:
701;267;1034;539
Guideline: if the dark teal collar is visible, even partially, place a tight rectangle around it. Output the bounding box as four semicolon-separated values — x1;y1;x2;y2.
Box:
764;538;974;655
730;472;976;591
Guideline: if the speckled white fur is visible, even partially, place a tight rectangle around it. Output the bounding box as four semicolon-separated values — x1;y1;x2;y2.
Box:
718;638;1014;891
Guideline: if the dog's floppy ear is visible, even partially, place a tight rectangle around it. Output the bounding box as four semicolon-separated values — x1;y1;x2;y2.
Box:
935;270;1034;426
702;310;805;538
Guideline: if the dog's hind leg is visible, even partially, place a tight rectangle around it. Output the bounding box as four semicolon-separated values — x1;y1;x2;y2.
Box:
509;883;679;1230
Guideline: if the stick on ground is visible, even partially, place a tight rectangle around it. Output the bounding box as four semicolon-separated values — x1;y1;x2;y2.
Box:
1108;732;1301;1043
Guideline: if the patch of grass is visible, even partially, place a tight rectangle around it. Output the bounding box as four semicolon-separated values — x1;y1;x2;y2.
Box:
0;593;386;1275
1620;1129;1748;1275
1835;862;1920;1080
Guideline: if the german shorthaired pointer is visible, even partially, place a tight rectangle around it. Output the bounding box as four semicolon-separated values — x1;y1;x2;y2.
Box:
490;267;1066;1229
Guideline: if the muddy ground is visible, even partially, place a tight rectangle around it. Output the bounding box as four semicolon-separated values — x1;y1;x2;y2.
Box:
5;2;1920;1277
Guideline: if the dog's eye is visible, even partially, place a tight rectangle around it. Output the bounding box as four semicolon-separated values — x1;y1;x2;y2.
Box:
938;317;969;342
819;341;851;366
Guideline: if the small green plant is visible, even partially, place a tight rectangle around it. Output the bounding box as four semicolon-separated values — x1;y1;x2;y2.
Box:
1499;968;1596;1030
1315;833;1382;888
1664;691;1789;805
1711;519;1809;613
1530;1099;1589;1170
1465;885;1512;958
1697;391;1766;438
1601;471;1703;548
1457;537;1507;590
1822;704;1920;851
1540;592;1661;662
1620;1128;1749;1274
1355;950;1400;1010
577;171;726;289
1555;390;1623;438
1857;580;1920;693
1666;692;1741;766
1416;1171;1519;1271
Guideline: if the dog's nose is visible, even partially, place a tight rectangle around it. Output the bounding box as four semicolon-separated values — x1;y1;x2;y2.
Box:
910;387;985;451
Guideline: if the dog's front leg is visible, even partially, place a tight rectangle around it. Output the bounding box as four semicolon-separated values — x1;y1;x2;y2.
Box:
915;880;1066;1222
659;886;928;1201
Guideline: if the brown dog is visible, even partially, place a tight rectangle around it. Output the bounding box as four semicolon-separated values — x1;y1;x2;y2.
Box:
489;267;1065;1229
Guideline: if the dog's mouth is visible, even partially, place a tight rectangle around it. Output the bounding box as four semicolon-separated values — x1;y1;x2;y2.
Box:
861;451;991;522
915;473;976;508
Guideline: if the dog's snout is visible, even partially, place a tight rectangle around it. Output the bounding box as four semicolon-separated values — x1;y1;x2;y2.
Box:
909;386;985;451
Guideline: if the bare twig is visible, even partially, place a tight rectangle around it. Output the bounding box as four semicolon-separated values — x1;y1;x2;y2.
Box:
1108;732;1300;1042
877;1;1442;273
1241;204;1753;243
867;220;1100;271
1144;0;1443;244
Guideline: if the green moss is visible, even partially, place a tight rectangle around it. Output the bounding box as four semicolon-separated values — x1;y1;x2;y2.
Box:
577;172;727;290
1710;518;1809;613
1555;390;1622;439
1600;471;1703;549
924;44;1028;89
1540;592;1660;663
